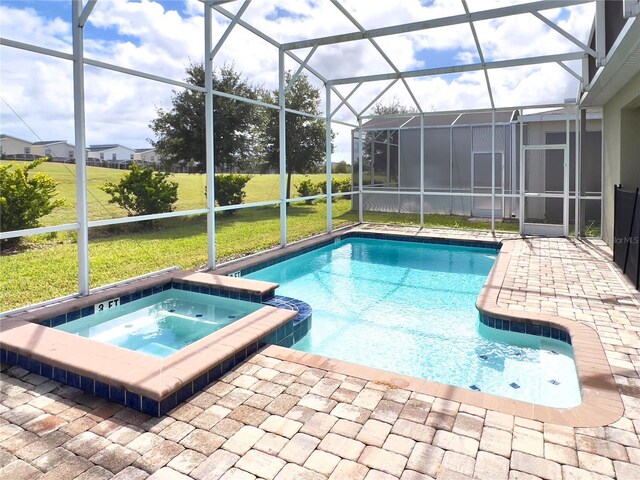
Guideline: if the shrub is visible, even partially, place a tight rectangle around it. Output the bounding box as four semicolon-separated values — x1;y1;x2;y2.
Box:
0;158;66;247
336;177;352;193
316;178;350;202
295;178;319;204
214;174;251;215
100;163;178;216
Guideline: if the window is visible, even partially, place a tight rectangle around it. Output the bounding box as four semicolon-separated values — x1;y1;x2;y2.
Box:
112;153;117;160
99;153;104;160
130;154;134;160
69;150;74;158
24;147;31;154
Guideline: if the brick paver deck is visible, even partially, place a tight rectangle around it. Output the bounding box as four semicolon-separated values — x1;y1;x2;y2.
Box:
1;227;640;479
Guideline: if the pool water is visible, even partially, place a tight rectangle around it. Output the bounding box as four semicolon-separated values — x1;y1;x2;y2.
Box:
55;289;262;358
247;238;581;407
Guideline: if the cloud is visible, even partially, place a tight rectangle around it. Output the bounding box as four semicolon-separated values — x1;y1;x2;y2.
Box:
1;0;595;163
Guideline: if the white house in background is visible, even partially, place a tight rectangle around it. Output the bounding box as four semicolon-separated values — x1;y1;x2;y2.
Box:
134;148;158;164
87;144;135;161
32;140;75;160
0;134;34;158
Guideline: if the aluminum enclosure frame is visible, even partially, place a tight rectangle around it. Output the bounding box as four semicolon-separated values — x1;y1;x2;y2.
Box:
0;0;602;308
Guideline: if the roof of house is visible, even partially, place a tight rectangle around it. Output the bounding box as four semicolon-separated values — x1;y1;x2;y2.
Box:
0;133;32;143
135;148;155;153
88;144;134;151
32;140;68;146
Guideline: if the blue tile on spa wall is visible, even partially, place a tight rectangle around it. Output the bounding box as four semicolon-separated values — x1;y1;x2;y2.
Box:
141;397;159;417
110;386;126;405
40;363;53;379
126;391;141;410
53;367;67;383
95;381;110;399
81;376;94;394
67;371;81;389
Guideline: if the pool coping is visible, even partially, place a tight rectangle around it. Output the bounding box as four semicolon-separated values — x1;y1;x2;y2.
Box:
224;228;623;427
0;271;303;415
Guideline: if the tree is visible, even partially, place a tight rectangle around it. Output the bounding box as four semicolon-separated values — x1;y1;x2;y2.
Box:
372;96;418;116
263;72;333;199
100;164;178;217
149;63;262;174
334;160;349;174
0;158;66;248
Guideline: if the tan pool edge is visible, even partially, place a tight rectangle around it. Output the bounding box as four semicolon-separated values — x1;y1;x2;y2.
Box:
251;231;623;427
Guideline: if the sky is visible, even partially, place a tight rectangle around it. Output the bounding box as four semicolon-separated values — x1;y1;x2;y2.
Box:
0;0;595;163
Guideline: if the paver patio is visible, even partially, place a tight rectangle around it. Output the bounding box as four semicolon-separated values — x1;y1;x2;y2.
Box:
1;226;639;479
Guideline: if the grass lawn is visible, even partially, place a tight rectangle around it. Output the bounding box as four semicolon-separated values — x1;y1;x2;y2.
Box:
1;160;520;311
0;200;360;311
0;161;350;224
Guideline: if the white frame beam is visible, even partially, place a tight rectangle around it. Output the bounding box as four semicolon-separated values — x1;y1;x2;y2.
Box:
211;0;252;59
278;48;287;247
531;11;597;57
72;0;89;295
331;82;362;118
282;1;592;51
557;61;583;82
326;84;333;232
330;0;422;113
358;79;399;117
462;0;495;109
329;52;585;86
285;46;318;94
78;0;97;28
210;3;363;118
205;2;216;269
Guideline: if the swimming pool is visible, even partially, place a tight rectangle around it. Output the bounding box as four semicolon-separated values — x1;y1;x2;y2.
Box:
247;237;581;407
55;289;263;358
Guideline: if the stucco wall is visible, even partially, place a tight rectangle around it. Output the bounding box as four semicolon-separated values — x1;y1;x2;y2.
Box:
602;70;640;247
0;137;32;155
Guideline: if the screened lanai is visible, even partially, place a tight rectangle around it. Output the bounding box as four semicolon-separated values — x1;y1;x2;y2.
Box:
355;107;604;235
0;0;613;311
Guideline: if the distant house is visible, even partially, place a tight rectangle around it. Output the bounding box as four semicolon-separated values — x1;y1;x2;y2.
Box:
32;140;75;161
134;148;159;167
0;134;35;160
87;144;136;169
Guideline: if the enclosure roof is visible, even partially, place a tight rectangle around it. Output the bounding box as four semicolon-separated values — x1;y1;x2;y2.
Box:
203;0;598;116
361;110;518;129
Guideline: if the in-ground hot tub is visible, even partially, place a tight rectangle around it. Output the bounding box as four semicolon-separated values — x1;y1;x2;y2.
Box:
0;271;312;416
55;289;264;358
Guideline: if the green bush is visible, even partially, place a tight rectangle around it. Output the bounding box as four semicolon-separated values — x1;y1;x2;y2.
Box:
295;178;319;204
316;178;351;202
100;163;178;217
336;178;352;193
0;158;67;247
214;174;251;215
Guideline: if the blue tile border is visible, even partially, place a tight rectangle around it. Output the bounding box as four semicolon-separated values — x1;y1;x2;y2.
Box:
234;232;501;277
37;280;276;330
479;313;572;345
